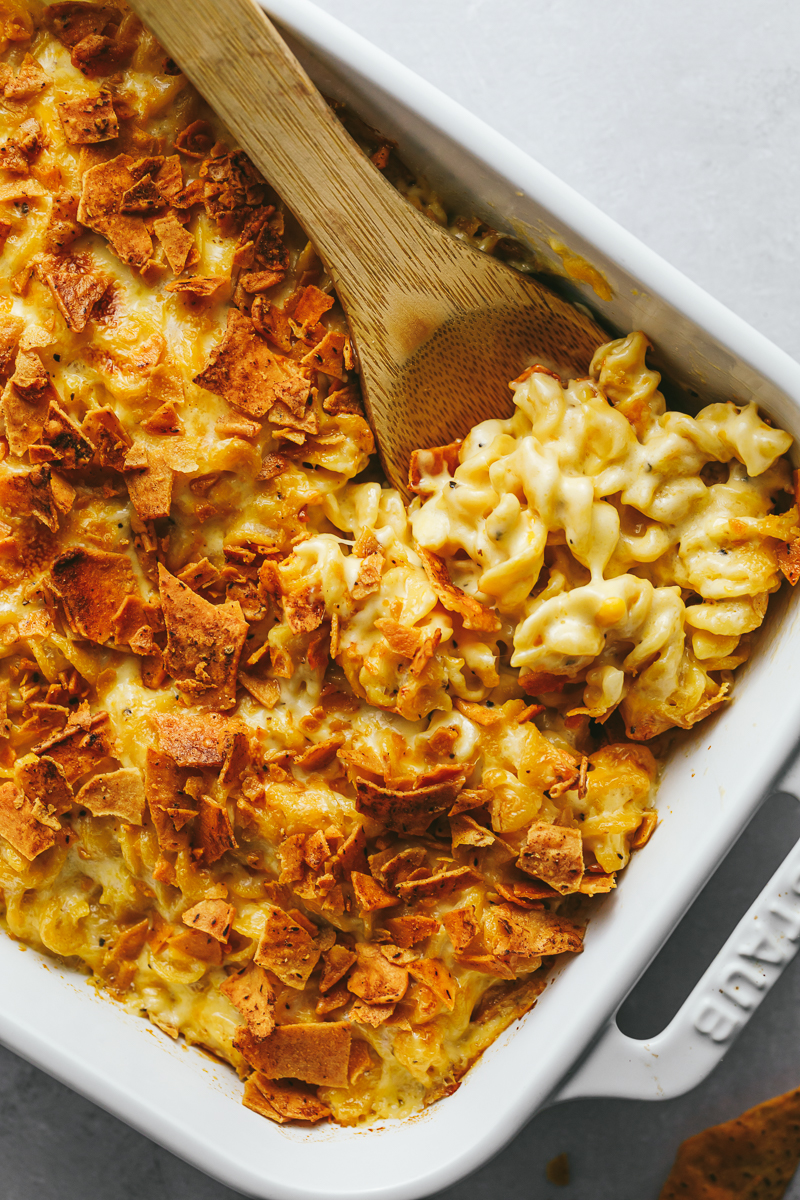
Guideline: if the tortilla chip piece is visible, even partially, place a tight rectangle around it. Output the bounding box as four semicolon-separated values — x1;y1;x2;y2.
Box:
775;538;800;587
51;546;137;644
120;173;164;214
35;253;109;334
169;926;222;965
631;809;658;850
18;464;73;531
238;212;288;292
158;566;247;710
277;833;305;885
319;944;357;993
578;873;616;896
0;116;42;175
355;773;465;836
75;767;145;823
347;942;408;1005
441;906;478;954
453;698;502;728
418;547;501;632
396;866;475;902
80;406;131;471
177;557;219;591
254;906;321;989
193;309;311;419
484;903;584;963
4;390;51;461
33;711;113;783
351;545;383;601
348;999;395;1028
150;154;183;201
140;400;182;436
219;727;250;789
0;779;57;859
221;963;275;1038
181;898;235;943
327;823;367;878
238;673;281;709
235;1022;351;1089
40;401;95;469
302;829;330;872
9;347;48;402
659;1086;800;1200
517;822;584;895
41;189;81;256
0;315;23;381
294;733;344;772
323;382;362;416
143;747;194;845
194;794;237;864
58;88;118;143
408;440;462;497
3;54;50;100
78;153;153;270
146;755;193;820
243;1074;330;1125
111;595;161;652
348;1039;374;1084
46;3;119;47
16;754;73;815
374;617;424;660
291;285;334;332
153;713;218;770
450;812;495;849
300;331;348;382
351;870;397;913
2;360;52;457
153;209;197;274
0;177;46;204
105;918;149;969
384;915;440;949
165;275;225;299
407;959;457;1010
123;446;174;521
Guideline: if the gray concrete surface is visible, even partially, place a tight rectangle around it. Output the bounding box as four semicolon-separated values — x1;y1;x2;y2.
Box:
4;1;800;1197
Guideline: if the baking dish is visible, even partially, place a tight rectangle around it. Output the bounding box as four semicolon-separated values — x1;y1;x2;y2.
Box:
3;2;800;1197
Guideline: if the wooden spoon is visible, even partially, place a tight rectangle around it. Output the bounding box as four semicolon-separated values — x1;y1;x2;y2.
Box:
129;0;608;493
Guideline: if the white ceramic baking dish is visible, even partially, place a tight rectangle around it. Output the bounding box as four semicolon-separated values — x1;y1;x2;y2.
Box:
3;3;800;1197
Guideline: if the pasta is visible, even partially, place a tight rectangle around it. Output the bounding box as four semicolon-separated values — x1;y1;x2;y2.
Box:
411;339;796;738
0;0;796;1130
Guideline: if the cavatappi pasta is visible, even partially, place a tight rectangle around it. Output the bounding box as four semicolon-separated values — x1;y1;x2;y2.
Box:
0;0;797;1130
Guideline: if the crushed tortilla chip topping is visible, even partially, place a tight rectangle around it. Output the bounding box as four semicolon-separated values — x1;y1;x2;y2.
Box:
255;906;321;989
78;153;153;269
158;565;247;709
517;823;584;894
181;898;235;942
58;88;118;144
75;767;145;823
35;253;109;333
0;4;793;1137
0;779;57;859
235;1021;351;1088
193;309;311;419
220;962;275;1038
242;1074;330;1124
51;546;137;644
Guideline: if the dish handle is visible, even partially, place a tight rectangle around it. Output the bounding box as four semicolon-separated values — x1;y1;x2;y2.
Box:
553;761;800;1103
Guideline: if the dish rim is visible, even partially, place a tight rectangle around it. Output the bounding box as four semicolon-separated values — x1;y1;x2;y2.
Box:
2;3;800;1198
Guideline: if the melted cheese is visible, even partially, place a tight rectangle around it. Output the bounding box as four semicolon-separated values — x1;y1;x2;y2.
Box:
0;0;795;1132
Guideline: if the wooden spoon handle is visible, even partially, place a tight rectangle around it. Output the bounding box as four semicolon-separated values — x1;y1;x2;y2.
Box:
128;0;407;273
